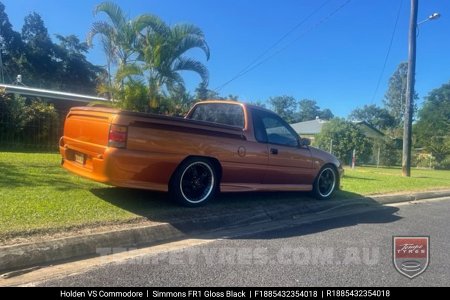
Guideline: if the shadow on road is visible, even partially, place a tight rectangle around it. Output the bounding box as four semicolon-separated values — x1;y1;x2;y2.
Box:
238;206;401;240
90;187;401;241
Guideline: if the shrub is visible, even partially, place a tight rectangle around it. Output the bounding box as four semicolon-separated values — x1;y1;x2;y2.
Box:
22;101;59;146
316;118;373;164
0;91;59;149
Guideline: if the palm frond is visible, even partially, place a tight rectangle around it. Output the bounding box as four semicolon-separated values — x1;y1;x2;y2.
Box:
134;14;168;36
94;1;126;30
100;35;118;65
173;35;210;61
87;21;115;46
172;57;209;85
115;63;143;84
171;23;205;39
162;70;185;89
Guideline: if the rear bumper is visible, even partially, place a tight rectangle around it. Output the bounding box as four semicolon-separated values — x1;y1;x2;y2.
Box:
60;145;181;192
60;146;110;183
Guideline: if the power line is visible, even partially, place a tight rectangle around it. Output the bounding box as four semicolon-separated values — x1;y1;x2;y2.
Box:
214;0;352;92
214;0;332;92
370;0;403;103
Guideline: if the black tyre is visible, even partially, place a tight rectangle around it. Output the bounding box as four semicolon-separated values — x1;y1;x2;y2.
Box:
169;158;218;207
312;165;337;200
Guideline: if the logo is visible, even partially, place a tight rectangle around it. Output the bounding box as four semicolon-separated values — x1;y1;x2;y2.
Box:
393;236;429;278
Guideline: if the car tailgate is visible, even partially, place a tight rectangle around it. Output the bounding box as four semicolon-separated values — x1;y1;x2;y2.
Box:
60;107;119;168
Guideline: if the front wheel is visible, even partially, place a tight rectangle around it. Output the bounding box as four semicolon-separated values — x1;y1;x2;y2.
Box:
312;165;338;200
169;158;218;207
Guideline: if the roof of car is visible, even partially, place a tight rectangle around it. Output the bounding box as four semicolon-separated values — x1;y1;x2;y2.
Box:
197;100;274;114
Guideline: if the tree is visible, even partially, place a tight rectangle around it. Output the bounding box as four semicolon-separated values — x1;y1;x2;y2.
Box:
88;2;210;113
348;105;402;166
316;118;373;164
415;81;450;168
138;22;210;112
165;90;196;116
297;99;333;122
118;81;149;112
195;81;211;100
268;95;297;123
54;35;102;94
319;108;334;120
21;12;58;87
0;3;100;93
298;99;320;121
0;91;26;137
348;104;395;131
194;82;239;101
0;2;24;83
87;1;164;91
248;100;266;108
383;62;418;127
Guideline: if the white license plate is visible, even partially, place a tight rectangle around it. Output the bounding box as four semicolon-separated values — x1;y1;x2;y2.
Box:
74;153;85;165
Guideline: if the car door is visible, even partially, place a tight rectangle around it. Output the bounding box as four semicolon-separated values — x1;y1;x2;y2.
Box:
188;102;269;186
252;109;313;185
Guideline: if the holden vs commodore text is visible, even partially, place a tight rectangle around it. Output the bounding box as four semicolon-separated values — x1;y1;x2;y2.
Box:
60;100;343;206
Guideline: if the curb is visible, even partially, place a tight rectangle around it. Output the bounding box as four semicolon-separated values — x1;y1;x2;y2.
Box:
368;189;450;204
1;189;450;274
0;223;185;274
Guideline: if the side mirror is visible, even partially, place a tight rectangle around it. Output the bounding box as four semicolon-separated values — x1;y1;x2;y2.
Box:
299;138;311;147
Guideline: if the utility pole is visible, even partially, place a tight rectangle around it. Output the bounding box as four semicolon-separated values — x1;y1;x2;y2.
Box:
0;48;4;83
0;28;4;83
402;0;418;177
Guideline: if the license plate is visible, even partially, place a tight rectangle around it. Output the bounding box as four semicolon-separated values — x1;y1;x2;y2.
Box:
74;153;85;165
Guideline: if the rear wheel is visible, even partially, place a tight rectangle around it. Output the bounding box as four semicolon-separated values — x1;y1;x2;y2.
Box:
312;165;337;200
170;158;218;207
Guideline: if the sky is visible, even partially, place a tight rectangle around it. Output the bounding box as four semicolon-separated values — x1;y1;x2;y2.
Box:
1;0;450;117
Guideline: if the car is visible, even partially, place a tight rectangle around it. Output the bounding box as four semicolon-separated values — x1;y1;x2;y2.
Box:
60;100;343;206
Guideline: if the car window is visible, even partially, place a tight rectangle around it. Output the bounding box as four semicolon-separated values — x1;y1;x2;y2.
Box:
189;103;245;128
252;109;299;147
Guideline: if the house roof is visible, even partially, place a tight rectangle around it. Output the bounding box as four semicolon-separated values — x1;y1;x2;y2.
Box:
352;121;385;140
0;84;108;103
290;118;326;135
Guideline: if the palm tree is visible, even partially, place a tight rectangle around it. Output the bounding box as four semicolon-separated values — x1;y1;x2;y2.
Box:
87;2;210;113
139;23;210;111
87;1;163;92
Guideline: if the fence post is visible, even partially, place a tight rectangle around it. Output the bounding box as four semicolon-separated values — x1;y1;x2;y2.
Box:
377;146;381;168
352;149;356;169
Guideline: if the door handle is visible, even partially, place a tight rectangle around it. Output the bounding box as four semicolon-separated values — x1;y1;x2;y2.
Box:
270;148;278;155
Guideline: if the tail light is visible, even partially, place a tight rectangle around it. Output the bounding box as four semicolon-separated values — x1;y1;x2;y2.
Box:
108;125;128;148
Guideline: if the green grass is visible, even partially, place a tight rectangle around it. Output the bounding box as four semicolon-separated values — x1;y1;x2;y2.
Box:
1;152;450;242
0;152;140;240
342;166;450;195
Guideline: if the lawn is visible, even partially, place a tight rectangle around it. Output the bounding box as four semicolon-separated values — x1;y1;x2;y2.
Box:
0;152;139;241
342;166;450;195
1;151;450;242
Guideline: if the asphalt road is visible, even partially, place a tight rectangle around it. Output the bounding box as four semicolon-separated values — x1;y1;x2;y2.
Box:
36;197;450;287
